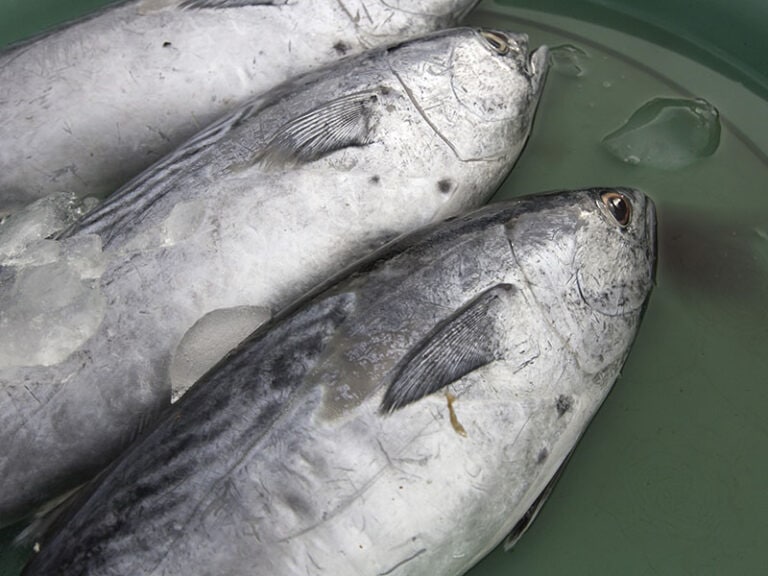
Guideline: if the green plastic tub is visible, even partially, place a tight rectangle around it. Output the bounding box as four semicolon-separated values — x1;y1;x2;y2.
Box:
2;1;767;574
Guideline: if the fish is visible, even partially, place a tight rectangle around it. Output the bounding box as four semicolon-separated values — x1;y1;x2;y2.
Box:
0;27;549;527
22;187;657;576
0;0;480;214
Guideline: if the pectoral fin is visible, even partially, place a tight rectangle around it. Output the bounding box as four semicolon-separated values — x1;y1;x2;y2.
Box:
255;91;381;168
380;284;517;413
504;449;575;551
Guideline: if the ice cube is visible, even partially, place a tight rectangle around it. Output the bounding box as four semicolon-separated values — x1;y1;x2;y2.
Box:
549;44;589;78
0;192;98;259
602;97;721;170
0;235;106;369
162;199;207;246
170;305;272;401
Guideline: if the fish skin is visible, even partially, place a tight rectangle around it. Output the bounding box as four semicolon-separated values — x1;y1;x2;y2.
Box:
0;0;479;214
0;27;549;527
22;187;656;576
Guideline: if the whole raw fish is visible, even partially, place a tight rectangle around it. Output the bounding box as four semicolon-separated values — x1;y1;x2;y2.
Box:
23;187;656;576
0;0;479;213
0;27;548;526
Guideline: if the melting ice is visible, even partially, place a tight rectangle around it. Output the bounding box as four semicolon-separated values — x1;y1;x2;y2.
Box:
602;97;721;170
170;304;271;402
0;235;106;369
549;44;589;78
0;192;98;260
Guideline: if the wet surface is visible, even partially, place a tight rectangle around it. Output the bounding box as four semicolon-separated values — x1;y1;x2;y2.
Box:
2;1;768;575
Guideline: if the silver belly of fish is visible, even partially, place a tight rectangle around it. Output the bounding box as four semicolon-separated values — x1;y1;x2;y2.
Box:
23;187;656;575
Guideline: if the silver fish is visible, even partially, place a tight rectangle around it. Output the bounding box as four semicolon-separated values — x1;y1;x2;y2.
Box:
22;187;657;576
0;0;479;214
0;27;548;526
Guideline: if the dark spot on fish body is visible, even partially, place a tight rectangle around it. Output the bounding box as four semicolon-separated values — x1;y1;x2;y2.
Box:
283;491;312;518
333;41;349;55
437;179;453;194
369;175;380;184
556;394;573;417
162;41;172;48
536;447;548;464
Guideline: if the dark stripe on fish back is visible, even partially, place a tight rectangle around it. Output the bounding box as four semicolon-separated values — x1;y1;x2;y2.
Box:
58;100;262;246
26;293;356;573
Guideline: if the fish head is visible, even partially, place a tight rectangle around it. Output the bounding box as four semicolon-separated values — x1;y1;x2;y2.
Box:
383;27;549;210
339;1;481;44
505;187;656;374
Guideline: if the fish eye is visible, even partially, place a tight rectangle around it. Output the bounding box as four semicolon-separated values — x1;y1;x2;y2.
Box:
480;31;511;55
600;190;632;227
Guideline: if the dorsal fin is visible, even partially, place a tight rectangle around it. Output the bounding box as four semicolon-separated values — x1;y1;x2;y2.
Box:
380;284;517;413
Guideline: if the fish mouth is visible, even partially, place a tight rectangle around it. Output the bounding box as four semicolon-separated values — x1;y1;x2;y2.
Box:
646;195;658;283
528;45;550;91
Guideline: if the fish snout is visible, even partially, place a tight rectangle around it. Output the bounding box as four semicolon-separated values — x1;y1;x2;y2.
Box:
645;195;658;283
529;44;550;87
